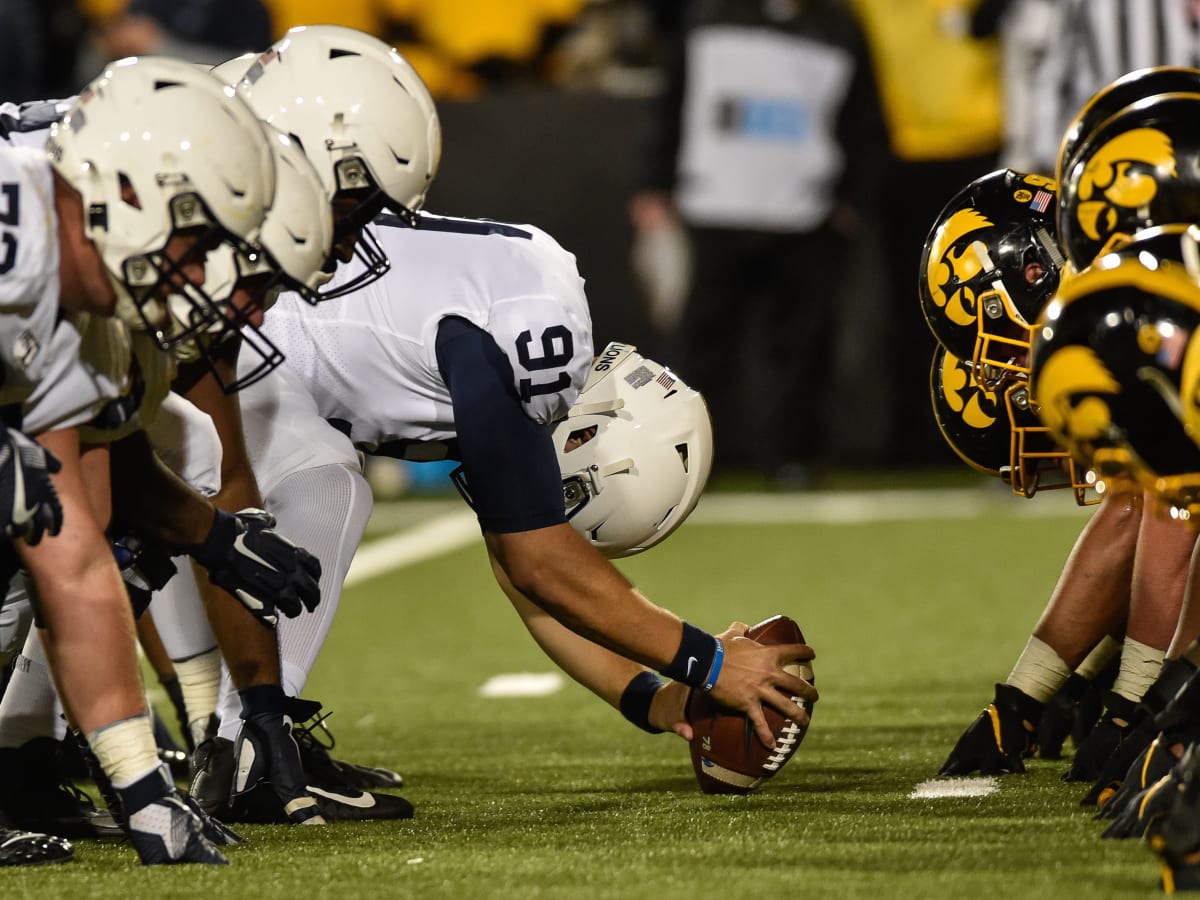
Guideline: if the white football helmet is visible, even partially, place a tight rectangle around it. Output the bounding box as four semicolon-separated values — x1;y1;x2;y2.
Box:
47;56;275;348
552;343;713;558
235;24;442;298
210;52;259;86
171;125;334;392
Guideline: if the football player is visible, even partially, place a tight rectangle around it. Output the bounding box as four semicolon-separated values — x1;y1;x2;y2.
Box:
181;208;815;822
0;56;289;865
1027;223;1200;885
135;25;443;824
920;166;1197;782
0;65;341;836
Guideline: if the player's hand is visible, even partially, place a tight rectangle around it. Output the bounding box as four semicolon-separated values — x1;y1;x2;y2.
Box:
649;679;694;741
0;428;63;546
188;508;322;627
708;622;817;748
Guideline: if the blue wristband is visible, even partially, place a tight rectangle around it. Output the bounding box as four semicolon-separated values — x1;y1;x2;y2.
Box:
702;638;724;693
662;621;719;689
619;671;666;734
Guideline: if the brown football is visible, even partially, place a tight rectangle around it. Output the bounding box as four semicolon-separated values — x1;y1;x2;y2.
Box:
685;614;815;795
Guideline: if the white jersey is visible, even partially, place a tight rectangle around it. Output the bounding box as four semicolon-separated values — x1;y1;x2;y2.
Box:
245;213;594;458
0;146;64;418
1;104;176;439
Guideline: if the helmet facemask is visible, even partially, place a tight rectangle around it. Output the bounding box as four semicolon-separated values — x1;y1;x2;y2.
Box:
112;190;251;350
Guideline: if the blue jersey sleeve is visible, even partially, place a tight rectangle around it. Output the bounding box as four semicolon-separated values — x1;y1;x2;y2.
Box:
435;315;567;534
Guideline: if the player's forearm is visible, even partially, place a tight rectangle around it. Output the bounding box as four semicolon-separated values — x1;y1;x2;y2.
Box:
180;350;264;512
491;552;645;708
109;430;215;548
485;524;689;675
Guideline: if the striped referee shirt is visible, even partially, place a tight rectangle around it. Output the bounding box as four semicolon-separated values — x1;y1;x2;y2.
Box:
1021;0;1200;172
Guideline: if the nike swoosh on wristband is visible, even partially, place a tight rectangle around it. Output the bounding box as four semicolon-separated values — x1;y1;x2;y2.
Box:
685;656;698;679
306;786;378;809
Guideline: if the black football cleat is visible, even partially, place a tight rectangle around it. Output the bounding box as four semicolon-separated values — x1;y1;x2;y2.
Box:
1149;745;1200;870
232;716;326;825
0;738;122;839
1062;691;1137;783
0;828;73;866
1038;673;1091;760
289;700;405;791
189;737;236;822
939;684;1042;776
1161;860;1200;894
1103;770;1181;840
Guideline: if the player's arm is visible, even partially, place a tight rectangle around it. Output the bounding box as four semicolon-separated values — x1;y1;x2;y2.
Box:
175;340;263;512
490;553;700;739
108;429;320;628
437;317;814;745
172;346;289;684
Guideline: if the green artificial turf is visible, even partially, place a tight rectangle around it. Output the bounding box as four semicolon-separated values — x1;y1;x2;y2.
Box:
10;492;1170;898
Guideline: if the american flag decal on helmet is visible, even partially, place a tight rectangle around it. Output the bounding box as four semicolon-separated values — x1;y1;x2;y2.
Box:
1030;189;1052;213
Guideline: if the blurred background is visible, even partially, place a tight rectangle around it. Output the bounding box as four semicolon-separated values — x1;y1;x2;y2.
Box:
3;0;1039;491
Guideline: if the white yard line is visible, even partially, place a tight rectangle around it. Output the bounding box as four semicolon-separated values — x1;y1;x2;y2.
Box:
910;777;1000;799
345;509;481;586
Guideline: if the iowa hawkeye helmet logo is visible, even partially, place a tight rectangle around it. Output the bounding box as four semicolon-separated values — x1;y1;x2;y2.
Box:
925;208;993;333
1073;128;1175;249
930;346;1006;475
1032;344;1121;461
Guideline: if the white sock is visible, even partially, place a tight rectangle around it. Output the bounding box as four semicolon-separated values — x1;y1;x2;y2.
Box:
87;713;161;789
174;648;222;746
1007;635;1073;703
1112;637;1165;703
1075;635;1122;681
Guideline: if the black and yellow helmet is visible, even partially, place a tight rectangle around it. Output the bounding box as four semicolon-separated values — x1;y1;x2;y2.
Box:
1031;224;1200;516
1058;91;1200;272
919;169;1064;385
930;344;1093;504
1055;66;1200;186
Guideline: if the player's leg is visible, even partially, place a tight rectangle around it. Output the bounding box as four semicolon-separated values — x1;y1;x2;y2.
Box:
148;564;222;753
1098;536;1200;831
939;490;1140;776
0;605;121;839
21;430;227;864
1069;502;1196;786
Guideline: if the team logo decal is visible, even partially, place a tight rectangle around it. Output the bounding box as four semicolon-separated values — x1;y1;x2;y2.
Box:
927;209;995;328
1033;344;1120;449
939;350;1000;432
1075;128;1175;243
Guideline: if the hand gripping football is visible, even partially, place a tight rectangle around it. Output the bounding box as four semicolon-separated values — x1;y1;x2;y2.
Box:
685;615;815;794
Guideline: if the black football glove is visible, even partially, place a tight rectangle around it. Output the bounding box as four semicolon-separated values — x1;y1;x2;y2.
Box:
188;508;322;628
0;428;62;546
